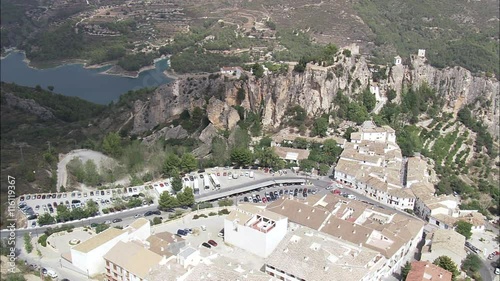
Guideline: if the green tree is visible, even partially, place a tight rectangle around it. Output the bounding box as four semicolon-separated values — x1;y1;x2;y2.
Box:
433;256;460;281
312;117;329;137
70;206;87;220
38;213;55;226
23;233;33;253
230;147;253;166
300;159;317;172
362;87;377;112
47;85;54;91
85;200;99;217
95;224;110;234
181;153;197;173
259;136;273;148
56;204;71;222
401;261;412;280
454;221;473;240
177;187;195;206
127;198;143;208
255;147;280;167
171;176;183;193
318;163;330;176
67;158;85;182
293;137;308;149
159;191;179;210
252;63;264;78
163;153;181;177
323;139;342;164
211;137;229;166
38;234;48;247
232;127;251;149
346;103;369;124
152;217;162;225
102;132;122;157
387;89;397;102
343;127;355;142
130;174;143;186
84;159;101;186
461;254;482;276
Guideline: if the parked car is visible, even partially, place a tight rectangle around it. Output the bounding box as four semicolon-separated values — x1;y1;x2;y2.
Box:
144;211;154;216
208;240;218;247
177;229;188;236
243;197;249;202
218;229;224;237
201;242;212;248
112;218;122;223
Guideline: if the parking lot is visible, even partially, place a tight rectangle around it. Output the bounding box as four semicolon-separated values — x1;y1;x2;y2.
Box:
235;185;318;204
16;168;303;229
18;185;157;228
152;167;293;196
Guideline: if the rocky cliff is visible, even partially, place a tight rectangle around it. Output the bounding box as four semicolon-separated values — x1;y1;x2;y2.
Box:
130;50;499;138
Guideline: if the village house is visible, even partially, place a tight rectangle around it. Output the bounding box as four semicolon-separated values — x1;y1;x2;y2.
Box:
220;66;243;79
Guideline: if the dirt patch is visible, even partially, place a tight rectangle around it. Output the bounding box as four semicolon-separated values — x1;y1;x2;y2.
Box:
56;149;117;191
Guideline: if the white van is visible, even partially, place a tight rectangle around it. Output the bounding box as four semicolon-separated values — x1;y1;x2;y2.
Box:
346;194;356;200
46;268;58;278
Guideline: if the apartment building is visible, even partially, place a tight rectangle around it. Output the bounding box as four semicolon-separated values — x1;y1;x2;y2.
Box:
266;194;424;280
104;241;165;281
421;229;466;266
224;203;288;258
264;226;386;281
70;218;151;277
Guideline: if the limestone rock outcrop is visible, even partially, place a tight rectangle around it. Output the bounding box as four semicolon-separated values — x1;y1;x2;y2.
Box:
129;52;499;138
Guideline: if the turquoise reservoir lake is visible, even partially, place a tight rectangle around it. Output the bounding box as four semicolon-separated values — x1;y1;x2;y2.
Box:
0;52;172;104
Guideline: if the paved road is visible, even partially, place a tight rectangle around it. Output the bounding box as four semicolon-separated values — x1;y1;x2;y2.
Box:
0;204;158;239
480;258;494;281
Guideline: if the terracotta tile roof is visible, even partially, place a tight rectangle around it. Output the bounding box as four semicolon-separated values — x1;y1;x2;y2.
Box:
406;261;452;281
267;198;329;230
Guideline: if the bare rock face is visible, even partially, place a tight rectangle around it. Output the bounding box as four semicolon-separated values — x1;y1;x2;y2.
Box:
129;51;499;138
198;123;218;144
388;56;499;136
141;125;188;145
3;92;55;120
206;96;240;131
164;125;188;139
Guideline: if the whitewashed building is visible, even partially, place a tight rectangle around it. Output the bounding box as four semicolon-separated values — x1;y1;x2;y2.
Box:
70;218;152;277
224;204;288;258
